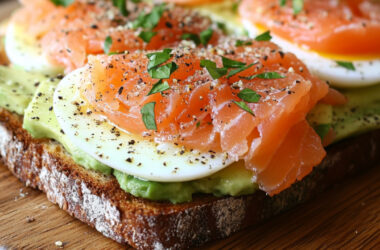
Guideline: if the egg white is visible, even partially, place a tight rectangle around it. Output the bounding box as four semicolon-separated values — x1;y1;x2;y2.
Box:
53;67;236;182
5;22;64;75
242;20;380;88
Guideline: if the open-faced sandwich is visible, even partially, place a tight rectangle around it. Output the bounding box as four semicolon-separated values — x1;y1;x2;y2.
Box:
0;0;379;248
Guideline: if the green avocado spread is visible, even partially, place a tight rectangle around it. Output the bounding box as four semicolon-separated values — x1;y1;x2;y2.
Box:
1;65;380;203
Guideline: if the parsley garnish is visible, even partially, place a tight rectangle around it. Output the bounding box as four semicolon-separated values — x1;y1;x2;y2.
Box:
237;88;261;103
50;0;73;7
292;0;304;14
149;62;178;79
147;49;172;70
141;102;157;130
133;4;165;30
222;56;246;68
254;31;272;41
104;36;113;55
200;28;213;46
227;63;255;78
147;79;170;96
241;72;285;80
196;121;201;128
138;31;157;43
235;40;252;47
233;101;255;116
314;124;331;140
181;33;200;45
112;0;128;16
217;22;227;34
279;0;304;14
200;59;227;79
336;61;356;71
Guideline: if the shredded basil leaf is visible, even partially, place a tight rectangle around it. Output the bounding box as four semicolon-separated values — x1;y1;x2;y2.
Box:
233;101;255;116
314;124;331;140
147;49;172;70
138;30;157;43
227;63;256;78
181;33;200;45
254;31;272;41
149;62;178;79
232;0;241;13
235;40;253;47
104;36;113;55
336;61;356;71
141;102;157;130
112;0;129;16
279;0;286;6
50;0;74;7
292;0;304;14
222;56;246;68
200;59;227;79
200;28;213;46
196;121;201;128
147;79;170;96
241;72;285;80
237;88;261;103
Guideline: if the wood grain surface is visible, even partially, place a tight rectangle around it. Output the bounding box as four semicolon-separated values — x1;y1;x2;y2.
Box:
1;162;379;249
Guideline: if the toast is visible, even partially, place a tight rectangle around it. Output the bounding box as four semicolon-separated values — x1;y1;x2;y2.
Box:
1;107;379;249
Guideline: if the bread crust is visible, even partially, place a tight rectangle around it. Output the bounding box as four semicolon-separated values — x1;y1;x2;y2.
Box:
1;108;379;249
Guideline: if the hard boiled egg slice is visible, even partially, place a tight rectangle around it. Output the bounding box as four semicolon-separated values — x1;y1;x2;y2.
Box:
5;22;63;75
242;20;380;88
53;67;235;182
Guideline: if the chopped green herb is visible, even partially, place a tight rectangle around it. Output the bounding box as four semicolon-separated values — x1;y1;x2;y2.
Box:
200;28;213;46
254;31;272;41
314;124;331;140
50;0;73;7
147;49;172;70
104;36;113;55
141;102;157;130
133;4;165;30
112;0;128;16
196;121;201;128
138;30;157;43
232;0;241;13
336;61;356;71
235;40;252;47
233;101;255;116
217;22;227;34
241;72;285;80
147;80;170;96
227;63;256;78
292;0;304;14
279;0;286;6
237;88;261;103
149;62;178;79
181;33;200;45
200;59;227;79
222;56;246;68
131;0;141;3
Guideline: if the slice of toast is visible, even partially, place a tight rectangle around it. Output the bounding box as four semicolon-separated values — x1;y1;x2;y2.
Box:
1;107;379;249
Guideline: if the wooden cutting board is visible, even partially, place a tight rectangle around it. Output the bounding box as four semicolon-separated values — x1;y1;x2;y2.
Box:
1;162;379;249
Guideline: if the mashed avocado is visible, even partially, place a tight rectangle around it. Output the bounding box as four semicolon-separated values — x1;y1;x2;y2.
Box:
0;66;45;114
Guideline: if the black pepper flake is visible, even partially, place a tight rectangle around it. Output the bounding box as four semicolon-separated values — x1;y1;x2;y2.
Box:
49;106;53;111
118;86;124;95
126;158;133;163
128;139;135;145
37;92;42;97
90;24;98;29
58;96;63;100
56;74;64;80
60;129;65;134
165;21;173;28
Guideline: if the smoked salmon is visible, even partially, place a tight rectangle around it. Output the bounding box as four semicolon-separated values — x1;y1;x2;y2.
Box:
82;38;329;195
11;0;222;72
239;0;380;56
